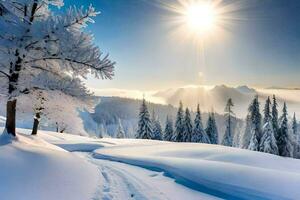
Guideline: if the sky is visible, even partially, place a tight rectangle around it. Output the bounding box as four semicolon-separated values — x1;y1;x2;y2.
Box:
61;0;300;91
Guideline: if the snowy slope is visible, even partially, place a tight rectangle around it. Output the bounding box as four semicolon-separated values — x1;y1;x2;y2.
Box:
1;129;300;200
0;129;220;200
93;140;300;200
0;132;100;200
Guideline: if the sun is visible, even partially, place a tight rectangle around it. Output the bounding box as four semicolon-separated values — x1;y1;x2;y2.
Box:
184;3;217;34
159;0;241;42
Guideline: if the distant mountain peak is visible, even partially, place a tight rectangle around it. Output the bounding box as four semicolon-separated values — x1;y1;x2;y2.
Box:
235;85;256;94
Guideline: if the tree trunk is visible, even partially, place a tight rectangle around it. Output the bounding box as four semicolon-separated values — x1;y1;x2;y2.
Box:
5;99;17;136
31;112;40;135
5;50;22;137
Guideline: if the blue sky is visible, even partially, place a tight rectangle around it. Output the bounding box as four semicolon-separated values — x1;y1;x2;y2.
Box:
61;0;300;90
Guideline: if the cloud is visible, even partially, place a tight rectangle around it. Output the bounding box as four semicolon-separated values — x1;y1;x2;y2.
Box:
89;88;166;105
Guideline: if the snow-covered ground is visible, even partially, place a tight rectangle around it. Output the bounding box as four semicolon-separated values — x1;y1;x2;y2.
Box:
1;128;300;200
0;131;100;200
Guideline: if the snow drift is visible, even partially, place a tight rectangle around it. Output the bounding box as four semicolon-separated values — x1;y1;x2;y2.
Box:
0;132;100;200
94;139;300;200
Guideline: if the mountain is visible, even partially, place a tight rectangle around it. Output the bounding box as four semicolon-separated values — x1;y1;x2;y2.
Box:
236;85;257;94
153;84;300;119
153;85;255;117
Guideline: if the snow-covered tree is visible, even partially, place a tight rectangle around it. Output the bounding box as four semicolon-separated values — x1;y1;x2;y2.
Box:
232;130;242;148
29;72;92;135
292;113;298;137
263;97;271;124
182;108;193;142
242;114;252;149
292;113;299;158
163;116;174;141
174;101;184;142
206;112;218;144
45;91;89;135
259;120;278;155
151;111;162;140
0;1;115;136
272;95;279;140
116;118;125;138
136;98;153;139
277;103;293;157
248;96;262;151
191;104;210;143
221;98;235;147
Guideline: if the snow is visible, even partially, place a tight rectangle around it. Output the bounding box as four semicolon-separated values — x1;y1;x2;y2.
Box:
76;152;218;200
0;130;100;200
93;140;300;200
1;128;300;199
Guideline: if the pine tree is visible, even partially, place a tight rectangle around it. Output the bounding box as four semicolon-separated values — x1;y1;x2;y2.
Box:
192;104;210;143
272;95;279;140
233;131;242;148
152;114;163;140
206;112;219;144
182;108;193;142
136;99;153;139
248;96;262;151
292;113;299;158
163;116;174;141
222;98;235;146
277;103;293;157
292;113;298;137
259;119;278;155
116;119;126;138
174;101;185;142
242;114;252;148
263;97;272;124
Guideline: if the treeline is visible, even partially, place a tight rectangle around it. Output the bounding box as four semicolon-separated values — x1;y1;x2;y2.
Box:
136;96;300;159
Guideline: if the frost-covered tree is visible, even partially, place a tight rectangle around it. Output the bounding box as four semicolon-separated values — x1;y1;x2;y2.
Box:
277;103;293;157
174;101;184;142
263;97;272;124
292;113;298;137
242;114;252;149
222;98;235;147
248;96;262;151
233;130;242;148
45;91;89;135
292;113;299;158
0;1;115;136
182;108;193;142
136;98;153;139
272;95;279;140
192;104;210;143
151;112;162;140
29;72;92;135
206;112;218;144
163;116;174;141
259;120;278;155
116;118;125;138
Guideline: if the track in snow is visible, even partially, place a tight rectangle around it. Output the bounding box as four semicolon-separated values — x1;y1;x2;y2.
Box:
75;152;220;200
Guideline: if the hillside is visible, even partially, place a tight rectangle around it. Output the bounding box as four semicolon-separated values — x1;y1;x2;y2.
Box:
1;128;299;200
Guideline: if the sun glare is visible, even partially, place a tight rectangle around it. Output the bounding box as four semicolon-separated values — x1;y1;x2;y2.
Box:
185;3;217;35
159;0;242;42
